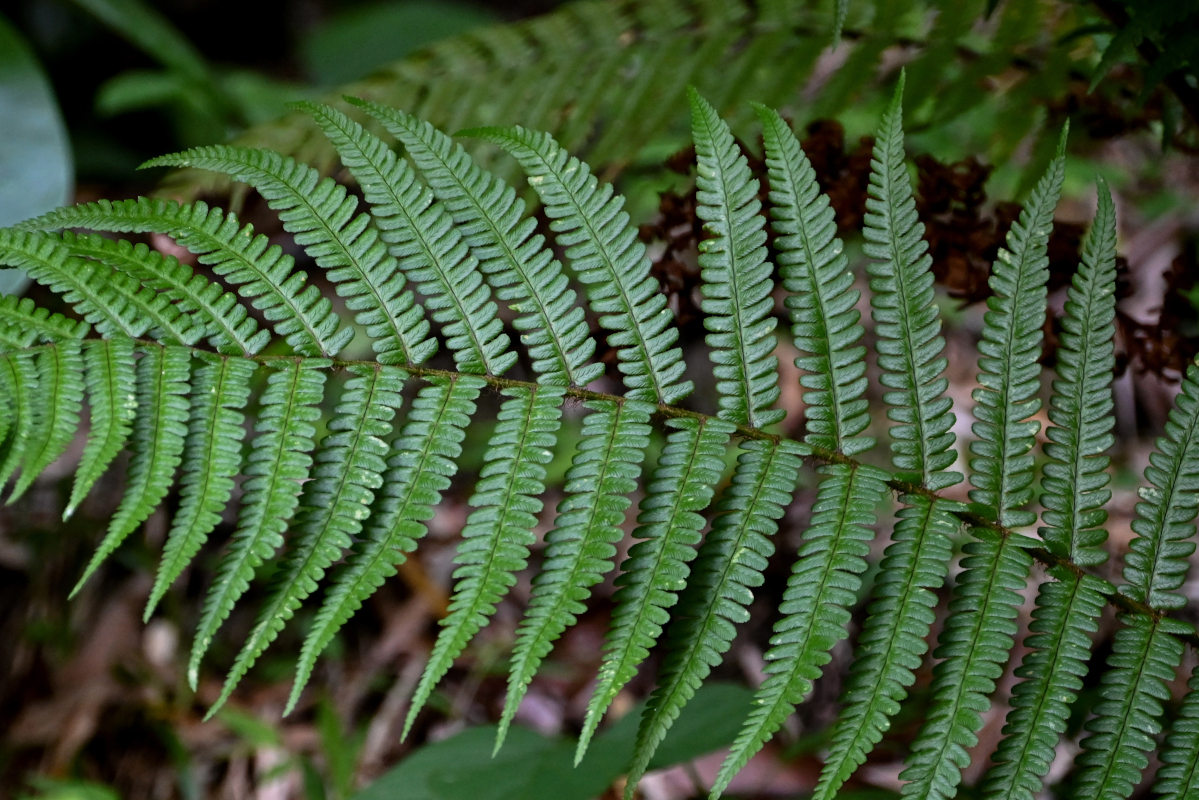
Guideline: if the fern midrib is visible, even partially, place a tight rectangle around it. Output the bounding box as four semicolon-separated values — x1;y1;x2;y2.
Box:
1136;405;1199;604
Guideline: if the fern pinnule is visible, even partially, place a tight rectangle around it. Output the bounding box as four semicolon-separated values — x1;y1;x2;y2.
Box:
0;295;89;348
981;180;1118;800
289;374;482;714
404;384;566;737
714;461;889;798
1156;664;1199;800
144;146;435;367
754;103;870;456
21;197;348;357
351;99;601;388
145;356;255;620
67;338;137;518
189;359;328;688
497;397;653;751
211;363;406;716
576;416;733;762
626;439;802;796
465;124;693;406
6;341;83;503
299;102;515;376
55;230;265;355
72;346;192;597
689;89;782;428
899;139;1064;800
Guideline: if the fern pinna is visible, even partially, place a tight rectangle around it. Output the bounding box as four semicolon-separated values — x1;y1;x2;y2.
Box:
3;79;1198;800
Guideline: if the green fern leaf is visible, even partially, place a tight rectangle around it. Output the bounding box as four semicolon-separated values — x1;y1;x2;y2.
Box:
576;416;733;762
299;102;515;376
981;570;1111;800
66;338;138;518
812;497;960;800
688;89;781;428
54;229;265;355
898;137;1064;800
7;341;84;503
405;384;565;737
72;345;192;596
1156;662;1199;800
755;102;871;457
864;73;959;491
351;99;601;388
980;181;1118;800
0;352;39;491
145;355;256;619
0;295;89;348
0;228;157;340
289;374;483;714
626;439;802;794
465;125;693;405
211;363;406;715
22;197;348;357
144;148;435;366
714;461;889;798
498;397;653;750
1072;615;1189;800
190;359;328;687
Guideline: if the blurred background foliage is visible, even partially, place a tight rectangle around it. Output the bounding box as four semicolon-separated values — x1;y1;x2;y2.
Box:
2;0;1198;798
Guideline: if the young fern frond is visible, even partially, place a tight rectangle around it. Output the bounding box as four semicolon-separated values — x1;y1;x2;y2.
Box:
6;86;1199;800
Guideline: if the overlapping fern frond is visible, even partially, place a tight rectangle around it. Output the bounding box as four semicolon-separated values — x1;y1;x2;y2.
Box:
5;80;1199;800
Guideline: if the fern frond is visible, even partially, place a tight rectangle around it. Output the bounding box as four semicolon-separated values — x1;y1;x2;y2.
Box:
143;148;435;366
979;182;1118;800
626;438;802;794
813;497;960;800
211;363;406;715
1117;360;1199;611
72;346;192;595
55;230;266;355
299;102;515;376
0;352;38;490
1156;661;1199;800
864;74;959;491
22;197;348;357
189;359;328;687
66;338;138;518
0;228;159;340
967;139;1063;526
714;461;889;798
6;341;85;503
405;384;565;736
1071;615;1188;800
755;103;871;456
1040;179;1117;564
576;416;733;762
352;99;601;388
981;570;1111;800
145;355;256;619
0;295;89;348
897;141;1064;800
688;89;781;428
465;125;693;405
289;374;484;713
498;397;653;750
